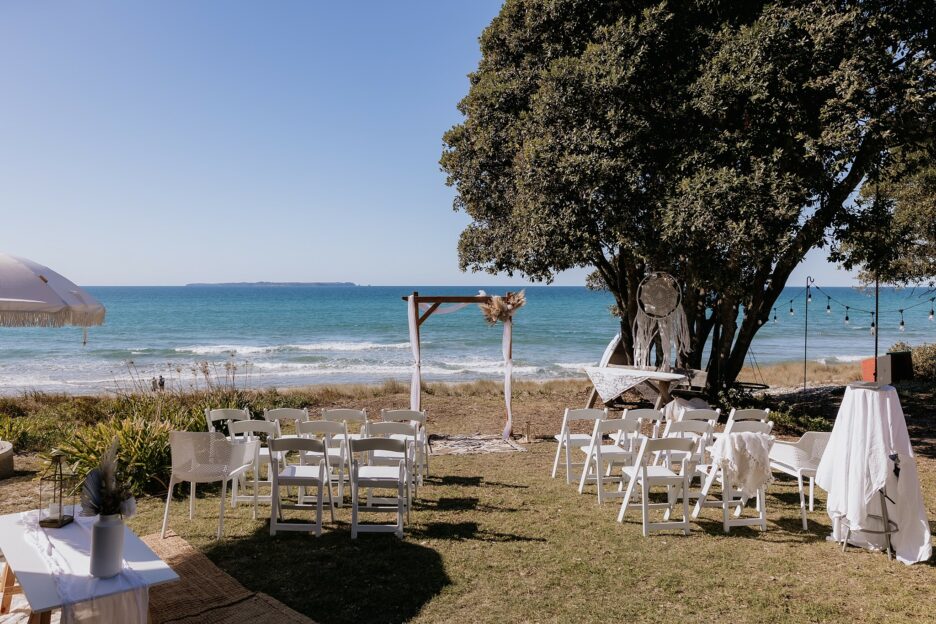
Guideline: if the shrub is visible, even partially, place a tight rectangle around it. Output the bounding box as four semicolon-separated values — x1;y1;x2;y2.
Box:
0;415;67;452
60;417;173;496
910;343;936;382
769;410;833;435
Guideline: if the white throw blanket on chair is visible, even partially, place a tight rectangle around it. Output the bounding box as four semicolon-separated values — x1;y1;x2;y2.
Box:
711;432;774;498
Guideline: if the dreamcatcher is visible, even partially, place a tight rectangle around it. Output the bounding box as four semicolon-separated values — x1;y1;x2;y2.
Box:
632;272;690;370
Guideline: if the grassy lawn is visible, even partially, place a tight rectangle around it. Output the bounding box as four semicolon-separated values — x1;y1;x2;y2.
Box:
118;440;936;624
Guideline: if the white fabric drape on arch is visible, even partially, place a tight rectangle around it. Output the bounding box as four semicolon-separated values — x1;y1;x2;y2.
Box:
408;295;421;411
502;317;513;440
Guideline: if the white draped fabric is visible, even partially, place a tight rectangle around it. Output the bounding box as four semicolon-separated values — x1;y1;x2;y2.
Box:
584;367;650;404
408;295;421;411
419;302;471;315
501;317;513;440
816;384;931;565
19;511;148;623
710;432;774;498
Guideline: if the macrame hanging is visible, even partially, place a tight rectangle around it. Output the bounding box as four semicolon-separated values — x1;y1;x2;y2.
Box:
632;272;690;370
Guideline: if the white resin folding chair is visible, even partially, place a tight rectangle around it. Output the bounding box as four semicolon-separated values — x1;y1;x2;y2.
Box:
367;421;420;498
693;422;774;533
617;437;696;536
269;437;334;536
577;418;641;504
628;408;666;439
161;431;257;540
349;437;411;538
264;407;309;439
551;408;607;483
769;431;830;529
205;407;250;434
323;408;368;440
298;420;350;505
228;419;278;508
381;409;430;480
713;408;771;443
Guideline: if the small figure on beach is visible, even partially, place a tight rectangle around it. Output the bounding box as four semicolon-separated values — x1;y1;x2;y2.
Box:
151;377;158;392
158;375;165;391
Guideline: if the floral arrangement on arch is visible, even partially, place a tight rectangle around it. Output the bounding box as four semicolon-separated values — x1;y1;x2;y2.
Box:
479;290;526;324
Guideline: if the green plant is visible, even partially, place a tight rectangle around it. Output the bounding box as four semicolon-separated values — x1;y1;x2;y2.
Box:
910;342;936;382
890;341;912;353
61;417;173;496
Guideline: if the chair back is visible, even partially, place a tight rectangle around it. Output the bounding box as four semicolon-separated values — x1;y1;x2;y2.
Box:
381;409;426;425
228;419;277;442
626;408;665;437
299;419;348;439
726;420;773;435
169;431;254;478
367;421;418;439
269;437;327;455
322;408;368;432
681;408;720;424
728;408;770;422
664;419;712;437
263;408;308;436
205;408;250;433
802;431;831;461
593;417;640;452
349;437;407;455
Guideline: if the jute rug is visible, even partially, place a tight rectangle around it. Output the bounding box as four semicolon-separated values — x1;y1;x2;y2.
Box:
429;434;527;455
142;532;314;624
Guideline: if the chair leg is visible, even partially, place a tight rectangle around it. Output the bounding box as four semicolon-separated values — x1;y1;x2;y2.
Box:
231;470;238;508
640;482;650;537
252;468;258;521
617;476;637;522
682;476;691;535
270;480;278;536
325;472;336;523
577;449;592;494
808;477;816;511
596;458;605;505
315;482;324;537
161;477;175;539
797;473;808;530
189;482;196;520
350;480;358;539
218;480;227;540
564;444;573;484
396;479;405;538
722;472;731;534
758;488;767;531
551;439;562;478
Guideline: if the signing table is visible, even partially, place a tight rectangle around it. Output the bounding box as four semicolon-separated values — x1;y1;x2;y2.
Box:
585;365;686;410
815;382;932;564
0;510;178;622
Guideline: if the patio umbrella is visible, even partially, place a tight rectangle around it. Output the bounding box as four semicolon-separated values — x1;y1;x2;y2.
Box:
0;253;105;343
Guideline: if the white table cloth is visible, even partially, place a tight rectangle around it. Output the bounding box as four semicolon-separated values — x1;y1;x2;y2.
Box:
815;383;931;564
584;366;685;404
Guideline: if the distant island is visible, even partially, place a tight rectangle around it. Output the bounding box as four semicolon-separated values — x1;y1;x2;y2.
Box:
185;281;357;287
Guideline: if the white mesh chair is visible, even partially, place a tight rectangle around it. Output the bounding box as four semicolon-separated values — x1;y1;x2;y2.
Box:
228;419;278;508
205;408;250;434
264;407;309;439
298;420;350;505
617;437;696;536
769;431;830;529
551;408;607;483
349;437;411;538
381;409;430;480
577;418;640;504
269;437;334;536
161;431;257;540
366;421;420;499
693;422;775;533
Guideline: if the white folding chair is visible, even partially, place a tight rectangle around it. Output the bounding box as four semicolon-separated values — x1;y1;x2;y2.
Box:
205;407;250;434
228;419;278;508
577;418;640;504
367;421;420;499
551;408;607;483
727;408;770;423
264;407;309;439
693;423;775;533
298;420;350;505
381;409;430;480
627;408;666;439
769;431;830;529
617;437;696;536
161;431;257;540
349;437;411;539
269;437;334;536
323;408;368;441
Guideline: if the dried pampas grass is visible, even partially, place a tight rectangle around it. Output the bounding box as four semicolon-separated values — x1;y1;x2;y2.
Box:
479;290;526;324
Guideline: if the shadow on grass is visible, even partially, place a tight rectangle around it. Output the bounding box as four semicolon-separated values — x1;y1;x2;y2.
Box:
410;521;545;543
415;496;519;513
203;525;451;624
423;475;528;489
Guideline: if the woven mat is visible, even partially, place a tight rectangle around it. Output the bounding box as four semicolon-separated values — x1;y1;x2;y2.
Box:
142;532;314;624
429;434;527;455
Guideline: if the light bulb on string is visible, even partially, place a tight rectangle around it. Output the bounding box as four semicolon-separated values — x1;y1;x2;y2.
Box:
773;307;778;324
870;312;876;336
826;296;831;315
929;298;934;322
789;299;794;316
899;309;905;332
807;288;812;304
844;306;850;325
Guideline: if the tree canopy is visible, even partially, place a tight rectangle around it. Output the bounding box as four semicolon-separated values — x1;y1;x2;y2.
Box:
442;0;936;390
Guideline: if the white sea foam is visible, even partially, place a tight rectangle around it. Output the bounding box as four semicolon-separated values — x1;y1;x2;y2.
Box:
554;362;596;371
816;354;870;365
174;341;410;355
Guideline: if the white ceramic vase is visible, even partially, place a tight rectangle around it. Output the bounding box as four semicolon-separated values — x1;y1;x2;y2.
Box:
90;514;124;578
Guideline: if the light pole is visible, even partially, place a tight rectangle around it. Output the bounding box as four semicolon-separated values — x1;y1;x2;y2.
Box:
804;275;814;393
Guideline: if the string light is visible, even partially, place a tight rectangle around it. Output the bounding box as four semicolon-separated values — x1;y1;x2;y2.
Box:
773;307;778;324
806;288;812;304
929;298;934;322
899;309;905;332
789;299;794;316
826;296;831;315
870;312;876;336
844;306;850;325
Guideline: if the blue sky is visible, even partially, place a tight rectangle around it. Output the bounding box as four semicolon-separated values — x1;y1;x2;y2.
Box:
0;1;856;287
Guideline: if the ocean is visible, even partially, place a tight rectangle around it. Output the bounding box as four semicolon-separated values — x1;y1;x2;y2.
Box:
0;285;933;395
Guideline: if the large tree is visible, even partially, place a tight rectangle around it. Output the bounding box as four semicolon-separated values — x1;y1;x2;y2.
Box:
441;0;935;392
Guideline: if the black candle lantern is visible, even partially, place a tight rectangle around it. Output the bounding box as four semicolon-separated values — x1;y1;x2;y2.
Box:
38;450;77;528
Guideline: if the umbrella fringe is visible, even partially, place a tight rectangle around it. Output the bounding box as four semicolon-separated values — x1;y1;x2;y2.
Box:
0;309;105;328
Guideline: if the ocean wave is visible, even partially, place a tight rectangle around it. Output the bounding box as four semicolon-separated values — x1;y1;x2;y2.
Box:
816;354;869;364
554;362;596;371
174;341;411;355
